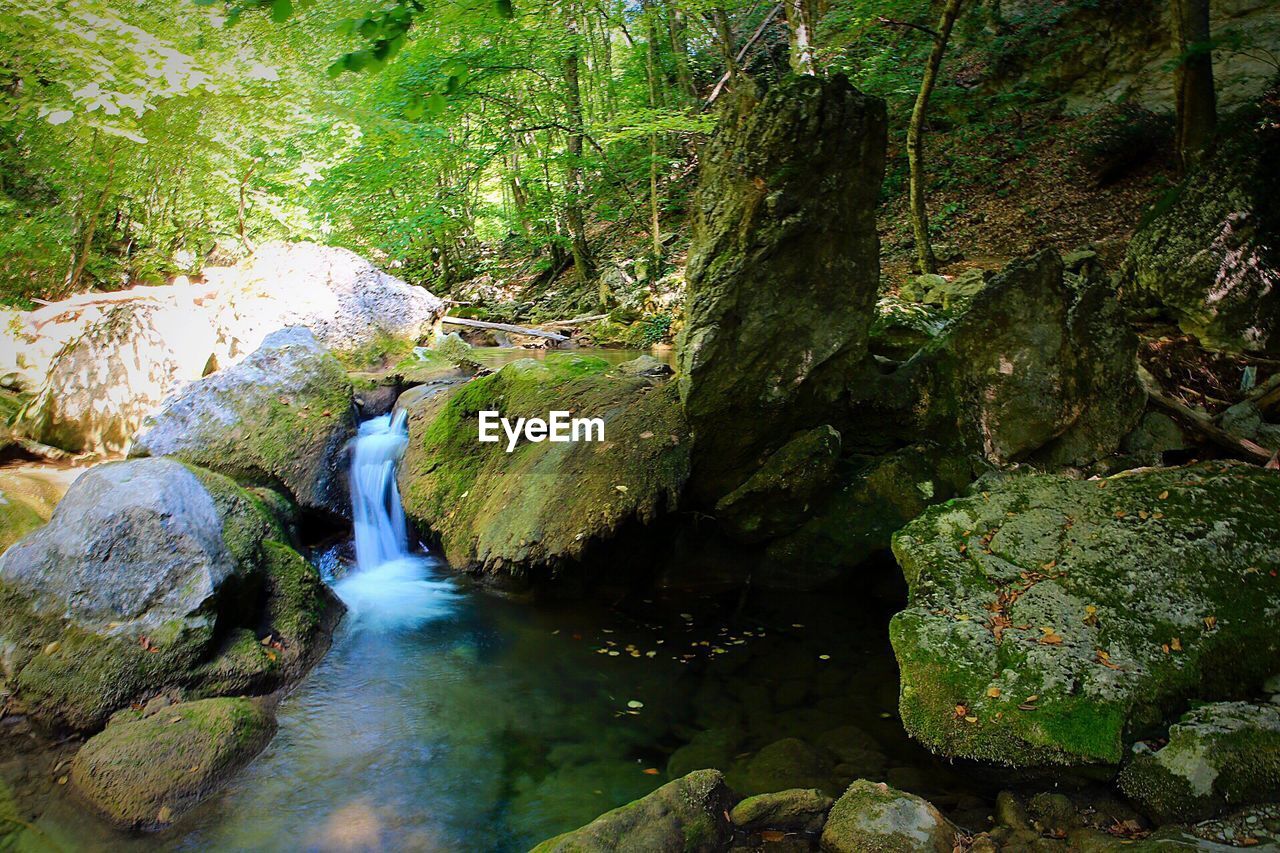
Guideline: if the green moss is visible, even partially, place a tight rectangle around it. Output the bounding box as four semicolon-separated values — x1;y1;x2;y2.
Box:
334;330;418;371
890;462;1280;767
0;493;44;555
261;539;325;645
399;357;689;575
821;780;955;853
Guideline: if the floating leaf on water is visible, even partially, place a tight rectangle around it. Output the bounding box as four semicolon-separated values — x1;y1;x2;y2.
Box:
627;700;644;709
642;768;660;775
818;654;831;661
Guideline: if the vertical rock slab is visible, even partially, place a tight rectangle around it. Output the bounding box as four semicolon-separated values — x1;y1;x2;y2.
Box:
678;75;887;502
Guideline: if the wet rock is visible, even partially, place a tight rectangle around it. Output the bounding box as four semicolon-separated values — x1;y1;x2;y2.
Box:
398;354;689;579
0;458;336;730
890;461;1280;766
820;780;957;853
731;788;833;834
1121;98;1280;354
530;769;733;852
17;300;216;455
1118;701;1280;823
70;697;276;830
617;354;672;377
667;726;744;780
205;241;445;363
868;297;949;362
714;425;842;543
678;75;886;503
131;327;356;517
903;268;990;313
727;737;838;797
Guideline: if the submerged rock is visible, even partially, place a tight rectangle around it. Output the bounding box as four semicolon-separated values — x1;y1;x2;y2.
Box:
398;354;689;580
70;697;276;830
678;74;886;503
1118;701;1280;823
1121;99;1280;354
0;458;336;730
730;788;834;834
726;737;839;797
820;780;957;853
131;327;356;516
890;462;1280;766
530;769;733;852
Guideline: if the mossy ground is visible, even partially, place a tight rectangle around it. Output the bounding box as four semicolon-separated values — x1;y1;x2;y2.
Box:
399;353;690;577
890;462;1280;767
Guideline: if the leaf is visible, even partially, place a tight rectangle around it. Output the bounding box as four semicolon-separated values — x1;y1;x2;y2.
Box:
986;686;1001;698
426;93;447;115
270;0;293;24
1158;490;1170;500
642;767;660;775
760;831;786;842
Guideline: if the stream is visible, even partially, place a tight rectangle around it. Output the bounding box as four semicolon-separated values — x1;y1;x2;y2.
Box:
18;351;990;852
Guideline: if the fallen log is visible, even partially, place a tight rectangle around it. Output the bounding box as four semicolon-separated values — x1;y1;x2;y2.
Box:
539;313;608;328
440;316;569;342
1145;385;1274;464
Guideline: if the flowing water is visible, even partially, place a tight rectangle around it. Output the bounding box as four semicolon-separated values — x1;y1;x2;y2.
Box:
15;400;990;852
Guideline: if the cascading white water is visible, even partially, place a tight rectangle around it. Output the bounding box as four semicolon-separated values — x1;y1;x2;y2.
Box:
333;409;456;630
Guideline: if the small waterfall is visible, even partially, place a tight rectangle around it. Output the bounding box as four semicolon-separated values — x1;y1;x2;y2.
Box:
333;409;456;630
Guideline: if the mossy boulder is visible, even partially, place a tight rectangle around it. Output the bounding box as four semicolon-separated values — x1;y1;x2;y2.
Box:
70;697;276;830
890;462;1280;767
678;74;887;503
0;458;337;731
868;297;949;362
1120;97;1280;354
730;788;833;834
398;354;689;580
820;780;957;853
529;769;734;853
727;737;840;797
132;327;356;517
1118;701;1280;823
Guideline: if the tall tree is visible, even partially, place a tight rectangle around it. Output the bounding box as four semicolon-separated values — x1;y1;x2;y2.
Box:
907;0;964;275
561;7;596;287
1173;0;1216;171
785;0;818;75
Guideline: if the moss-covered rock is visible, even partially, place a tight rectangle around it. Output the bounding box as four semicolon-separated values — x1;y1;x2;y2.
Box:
132;327;356;517
398;354;689;579
1118;701;1280;823
70;697;276;830
890;462;1280;767
0;458;336;731
820;780;957;853
1120;95;1280;354
730;788;833;834
677;74;887;503
727;737;839;797
529;769;733;852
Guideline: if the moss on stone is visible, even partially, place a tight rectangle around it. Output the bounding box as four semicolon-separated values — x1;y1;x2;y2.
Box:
399;356;689;577
70;697;276;830
821;780;957;853
890;462;1280;767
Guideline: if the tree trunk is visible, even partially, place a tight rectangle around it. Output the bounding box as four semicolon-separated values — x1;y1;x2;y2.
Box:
1173;0;1216;172
646;5;664;273
562;13;596;286
65;142;118;295
908;0;964;275
785;0;818;75
666;8;696;99
711;7;737;83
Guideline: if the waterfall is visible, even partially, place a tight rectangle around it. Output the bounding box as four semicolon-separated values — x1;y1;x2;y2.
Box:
333;409;456;630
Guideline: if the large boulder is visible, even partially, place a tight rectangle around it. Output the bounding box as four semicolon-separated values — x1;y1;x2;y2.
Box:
820;780;957;853
70;697;276;830
530;769;734;853
890;462;1280;767
398;354;689;580
1118;701;1280;823
1120;98;1280;354
205;241;445;364
0;458;336;730
16;300;216;455
678;74;887;503
907;250;1144;466
730;788;833;834
131;327;356;516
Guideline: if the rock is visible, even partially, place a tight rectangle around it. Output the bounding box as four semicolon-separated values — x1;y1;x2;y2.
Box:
760;446;972;589
714;425;842;543
869;297;949;362
1120;98;1280;354
530;769;733;852
0;458;336;730
398;354;689;579
678;75;886;503
731;788;833;834
727;737;838;797
1118;701;1280;823
890;461;1280;767
205;241;445;363
70;697;276;830
820;780;957;853
617;355;672;377
667;726;743;780
17;300;216;454
131;327;356;516
1121;412;1192;461
0;469;60;554
905;268;990;313
909;250;1144;466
